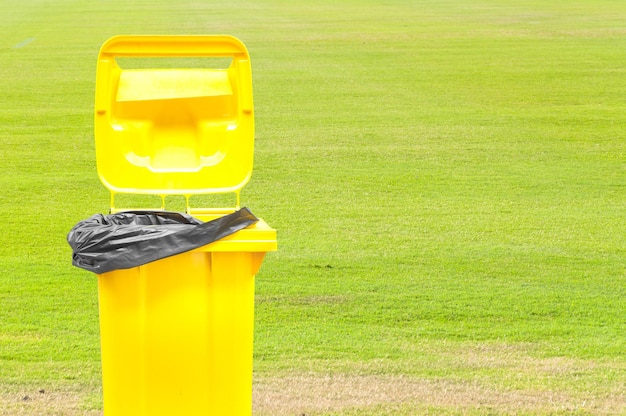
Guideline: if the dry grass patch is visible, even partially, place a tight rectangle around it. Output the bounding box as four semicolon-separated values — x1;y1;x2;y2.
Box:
253;344;626;415
0;388;101;416
253;372;624;415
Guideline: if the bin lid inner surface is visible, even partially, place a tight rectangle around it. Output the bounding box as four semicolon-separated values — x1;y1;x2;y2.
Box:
94;35;254;196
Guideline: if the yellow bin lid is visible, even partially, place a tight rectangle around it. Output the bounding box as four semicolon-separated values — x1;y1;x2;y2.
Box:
94;35;254;212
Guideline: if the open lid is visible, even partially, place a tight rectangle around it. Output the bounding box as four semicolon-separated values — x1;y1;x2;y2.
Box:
94;35;254;212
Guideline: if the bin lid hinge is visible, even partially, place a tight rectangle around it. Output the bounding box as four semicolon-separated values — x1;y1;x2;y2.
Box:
108;191;241;216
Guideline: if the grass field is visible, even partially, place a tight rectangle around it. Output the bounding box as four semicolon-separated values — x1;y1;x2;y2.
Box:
1;0;625;414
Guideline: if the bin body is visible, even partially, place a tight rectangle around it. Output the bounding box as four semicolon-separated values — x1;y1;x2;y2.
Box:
97;219;275;416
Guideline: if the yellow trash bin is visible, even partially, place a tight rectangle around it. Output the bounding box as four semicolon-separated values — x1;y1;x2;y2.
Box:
91;35;277;415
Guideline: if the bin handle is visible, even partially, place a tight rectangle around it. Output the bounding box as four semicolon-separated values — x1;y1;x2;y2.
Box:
98;35;250;58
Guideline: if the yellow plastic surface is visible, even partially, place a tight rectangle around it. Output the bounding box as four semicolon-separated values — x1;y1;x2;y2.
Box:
94;35;254;201
98;220;277;416
93;36;276;415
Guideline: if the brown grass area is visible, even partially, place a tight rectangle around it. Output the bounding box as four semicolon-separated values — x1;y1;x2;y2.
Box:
2;373;624;416
2;348;624;415
253;347;626;416
0;388;102;416
253;372;625;415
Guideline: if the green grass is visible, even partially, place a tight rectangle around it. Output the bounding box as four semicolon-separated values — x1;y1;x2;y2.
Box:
1;0;625;414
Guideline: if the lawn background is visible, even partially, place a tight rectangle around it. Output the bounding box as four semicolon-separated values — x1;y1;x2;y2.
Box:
1;0;625;414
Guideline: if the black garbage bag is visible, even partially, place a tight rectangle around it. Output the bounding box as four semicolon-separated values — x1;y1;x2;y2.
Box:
67;208;258;274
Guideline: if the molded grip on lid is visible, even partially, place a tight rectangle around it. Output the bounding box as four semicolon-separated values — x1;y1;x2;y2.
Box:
99;35;249;58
